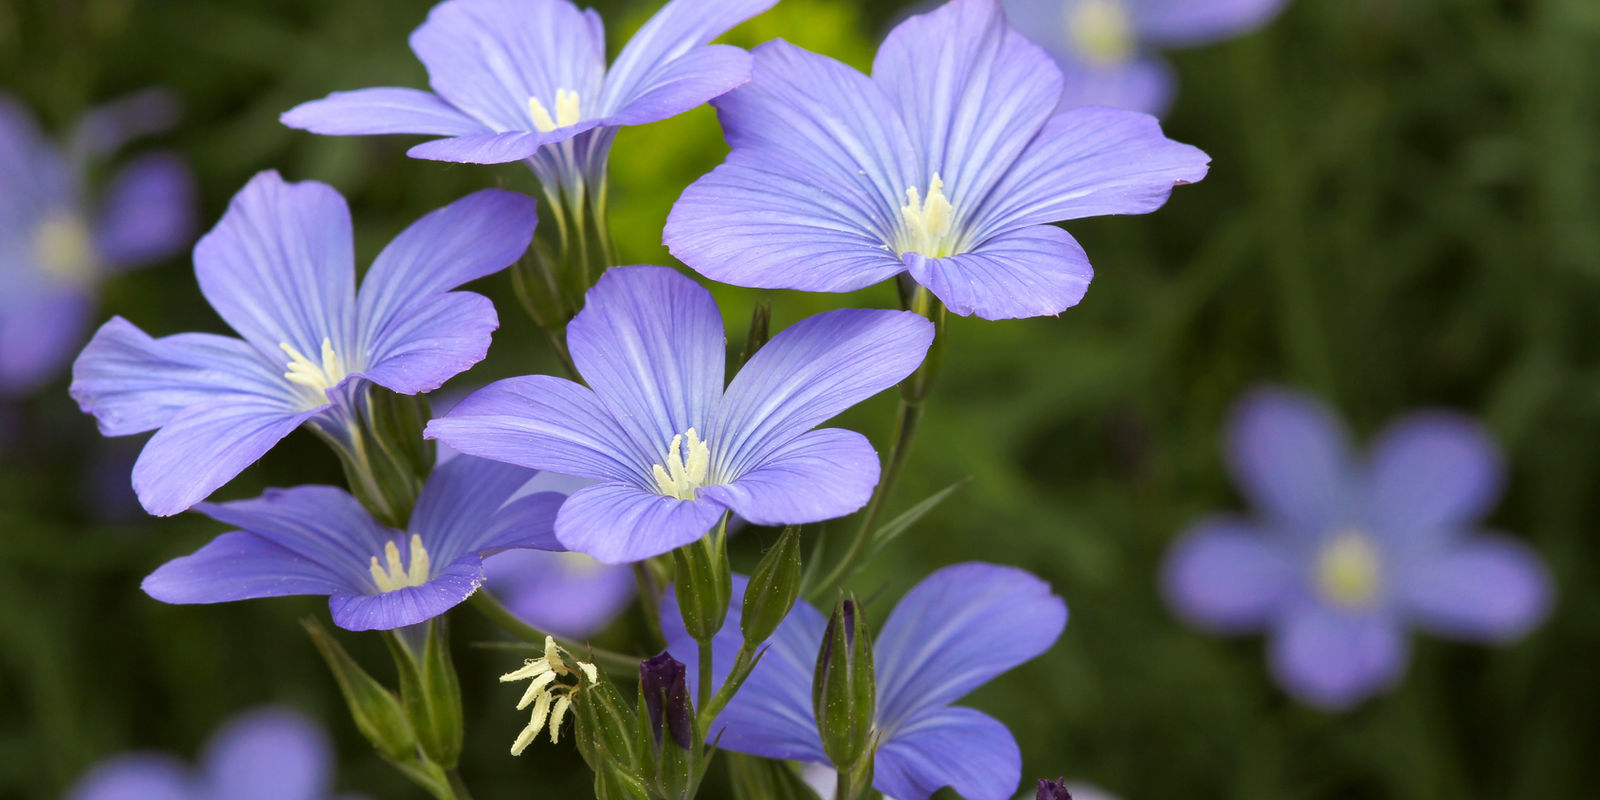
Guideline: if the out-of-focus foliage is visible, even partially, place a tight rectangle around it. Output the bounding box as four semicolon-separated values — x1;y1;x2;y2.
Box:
2;0;1598;798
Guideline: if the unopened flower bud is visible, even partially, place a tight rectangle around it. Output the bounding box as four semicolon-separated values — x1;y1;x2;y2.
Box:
1037;778;1074;800
639;653;694;750
813;594;875;769
741;526;802;645
672;531;732;643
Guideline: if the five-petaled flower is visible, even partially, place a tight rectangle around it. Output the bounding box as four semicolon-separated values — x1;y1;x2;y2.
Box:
281;0;775;194
664;563;1067;800
426;265;935;564
1;90;194;395
1163;387;1553;709
143;450;565;631
1002;0;1292;114
664;0;1210;321
70;171;537;516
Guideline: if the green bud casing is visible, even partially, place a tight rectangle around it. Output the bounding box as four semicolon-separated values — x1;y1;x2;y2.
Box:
671;525;732;643
301;618;417;762
812;595;875;770
741;526;802;645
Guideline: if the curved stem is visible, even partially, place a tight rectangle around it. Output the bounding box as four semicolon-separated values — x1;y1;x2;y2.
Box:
807;397;924;598
446;770;474;800
469;591;640;674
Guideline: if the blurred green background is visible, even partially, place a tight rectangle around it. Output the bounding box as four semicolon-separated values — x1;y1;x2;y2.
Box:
3;0;1599;797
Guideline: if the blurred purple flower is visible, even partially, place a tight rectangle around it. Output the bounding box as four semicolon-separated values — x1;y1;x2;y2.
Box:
0;90;194;395
143;451;564;631
664;563;1068;800
1002;0;1292;114
665;0;1209;321
70;172;537;516
281;0;775;192
66;706;363;800
484;548;635;638
427;265;934;564
1163;387;1553;709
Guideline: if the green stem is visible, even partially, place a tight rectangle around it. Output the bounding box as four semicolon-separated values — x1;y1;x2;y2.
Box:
446;769;474;800
469;591;640;674
697;633;714;714
697;641;757;731
807;397;924;597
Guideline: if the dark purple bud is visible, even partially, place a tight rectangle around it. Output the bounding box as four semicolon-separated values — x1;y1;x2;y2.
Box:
1037;778;1073;800
639;652;693;750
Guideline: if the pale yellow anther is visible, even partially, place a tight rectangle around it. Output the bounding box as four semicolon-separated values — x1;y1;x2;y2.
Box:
548;695;572;744
1067;0;1136;67
33;212;97;285
1315;529;1383;609
281;337;347;393
501;635;598;756
651;428;711;500
898;173;958;258
368;534;432;593
517;670;558;710
528;88;582;133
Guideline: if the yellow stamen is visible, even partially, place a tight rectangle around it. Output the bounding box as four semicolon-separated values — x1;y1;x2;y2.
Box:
651;428;711;500
1315;529;1383;609
33;212;97;285
898;173;957;258
500;636;598;756
528;88;582;133
1067;0;1137;67
280;337;347;393
367;534;432;593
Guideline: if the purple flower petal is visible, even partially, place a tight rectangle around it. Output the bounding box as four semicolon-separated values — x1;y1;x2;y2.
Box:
600;45;751;128
142;531;354;604
554;482;726;564
483;549;635;638
1161;517;1294;633
0;285;90;395
904;224;1092;320
93;152;195;269
426;375;650;485
711;308;933;477
280;87;487;136
700;428;878;526
405;126;599;164
1365;412;1503;540
1268;604;1408;709
1399;536;1552;642
874;705;1021;800
190;486;393;587
1055;54;1177;116
599;0;773;118
566;266;725;449
1226;387;1355;534
66;754;192;800
193;171;356;359
72;88;181;157
357;293;497;397
1134;0;1293;47
874;563;1066;731
410;453;555;563
199;708;331;800
330;553;484;631
872;0;1061;214
973;106;1210;238
131;399;321;516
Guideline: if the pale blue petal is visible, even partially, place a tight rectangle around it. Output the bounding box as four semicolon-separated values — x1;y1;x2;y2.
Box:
405;126;599;164
191;486;393;587
701;428;878;526
1268;603;1408;709
874;706;1020;800
600;0;773;115
93;152;196;269
357;293;497;396
1400;536;1552;642
904;224;1092;320
72;88;181;157
0;286;89;395
66;754;192;800
330;554;485;631
1366;412;1503;539
411;453;552;563
554;482;726;564
1134;0;1293;47
483;549;634;638
142;531;356;604
600;45;750;127
200;708;331;800
1056;55;1176;116
1162;517;1294;633
280;87;487;136
130;399;321;516
1226;387;1355;534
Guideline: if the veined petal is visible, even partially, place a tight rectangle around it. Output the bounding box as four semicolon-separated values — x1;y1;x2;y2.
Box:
409;0;605;134
425;376;650;485
600;0;774;115
972;106;1209;239
478;492;566;554
700;428;878;526
600;44;751;127
200;709;333;800
554;482;725;564
1226;387;1355;533
873;0;1061;218
131;400;322;515
280;87;487;136
193;171;356;359
1162;517;1294;633
192;485;393;585
874;705;1021;800
410;453;551;564
1399;536;1552;642
66;755;191;800
904;224;1092;320
329;553;485;631
142;531;356;604
0;286;90;395
1268;603;1408;709
1134;0;1293;47
93;152;195;269
874;563;1066;731
1366;412;1503;540
358;292;497;396
70;317;293;436
405;125;600;164
567;266;725;450
711;309;932;477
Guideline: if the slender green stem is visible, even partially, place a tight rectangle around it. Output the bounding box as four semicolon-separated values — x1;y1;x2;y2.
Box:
446;770;474;800
697;641;757;731
697;633;714;713
468;591;640;674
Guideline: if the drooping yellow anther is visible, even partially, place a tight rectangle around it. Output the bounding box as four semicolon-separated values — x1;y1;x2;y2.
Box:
368;534;432;593
527;88;582;133
501;635;598;755
1315;529;1383;609
898;173;957;258
280;337;347;393
33;212;97;285
651;428;711;500
1067;0;1137;67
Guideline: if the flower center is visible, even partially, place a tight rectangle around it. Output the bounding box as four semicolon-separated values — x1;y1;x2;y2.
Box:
368;533;432;593
1315;528;1382;609
527;89;582;133
280;337;347;395
1067;0;1137;67
897;173;958;258
33;211;97;285
651;428;711;500
501;635;599;755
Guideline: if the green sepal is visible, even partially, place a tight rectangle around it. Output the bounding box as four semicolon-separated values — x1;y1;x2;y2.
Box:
671;522;732;643
384;621;463;769
575;671;645;781
812;594;875;770
300;617;416;763
741;526;802;645
737;300;773;369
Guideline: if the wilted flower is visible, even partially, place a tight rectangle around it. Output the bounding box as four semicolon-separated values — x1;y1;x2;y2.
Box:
143;452;565;631
665;0;1209;321
66;707;361;800
427;265;934;564
1003;0;1292;114
664;564;1068;800
501;635;600;754
1163;387;1553;709
0;90;193;394
70;172;536;515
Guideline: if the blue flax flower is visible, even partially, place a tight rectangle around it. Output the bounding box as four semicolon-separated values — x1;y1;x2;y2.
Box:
664;564;1067;800
70;171;537;516
665;0;1210;321
143;451;564;631
485;548;635;638
1163;387;1553;709
67;706;363;800
1;90;194;395
1003;0;1291;114
427;265;934;564
281;0;775;192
